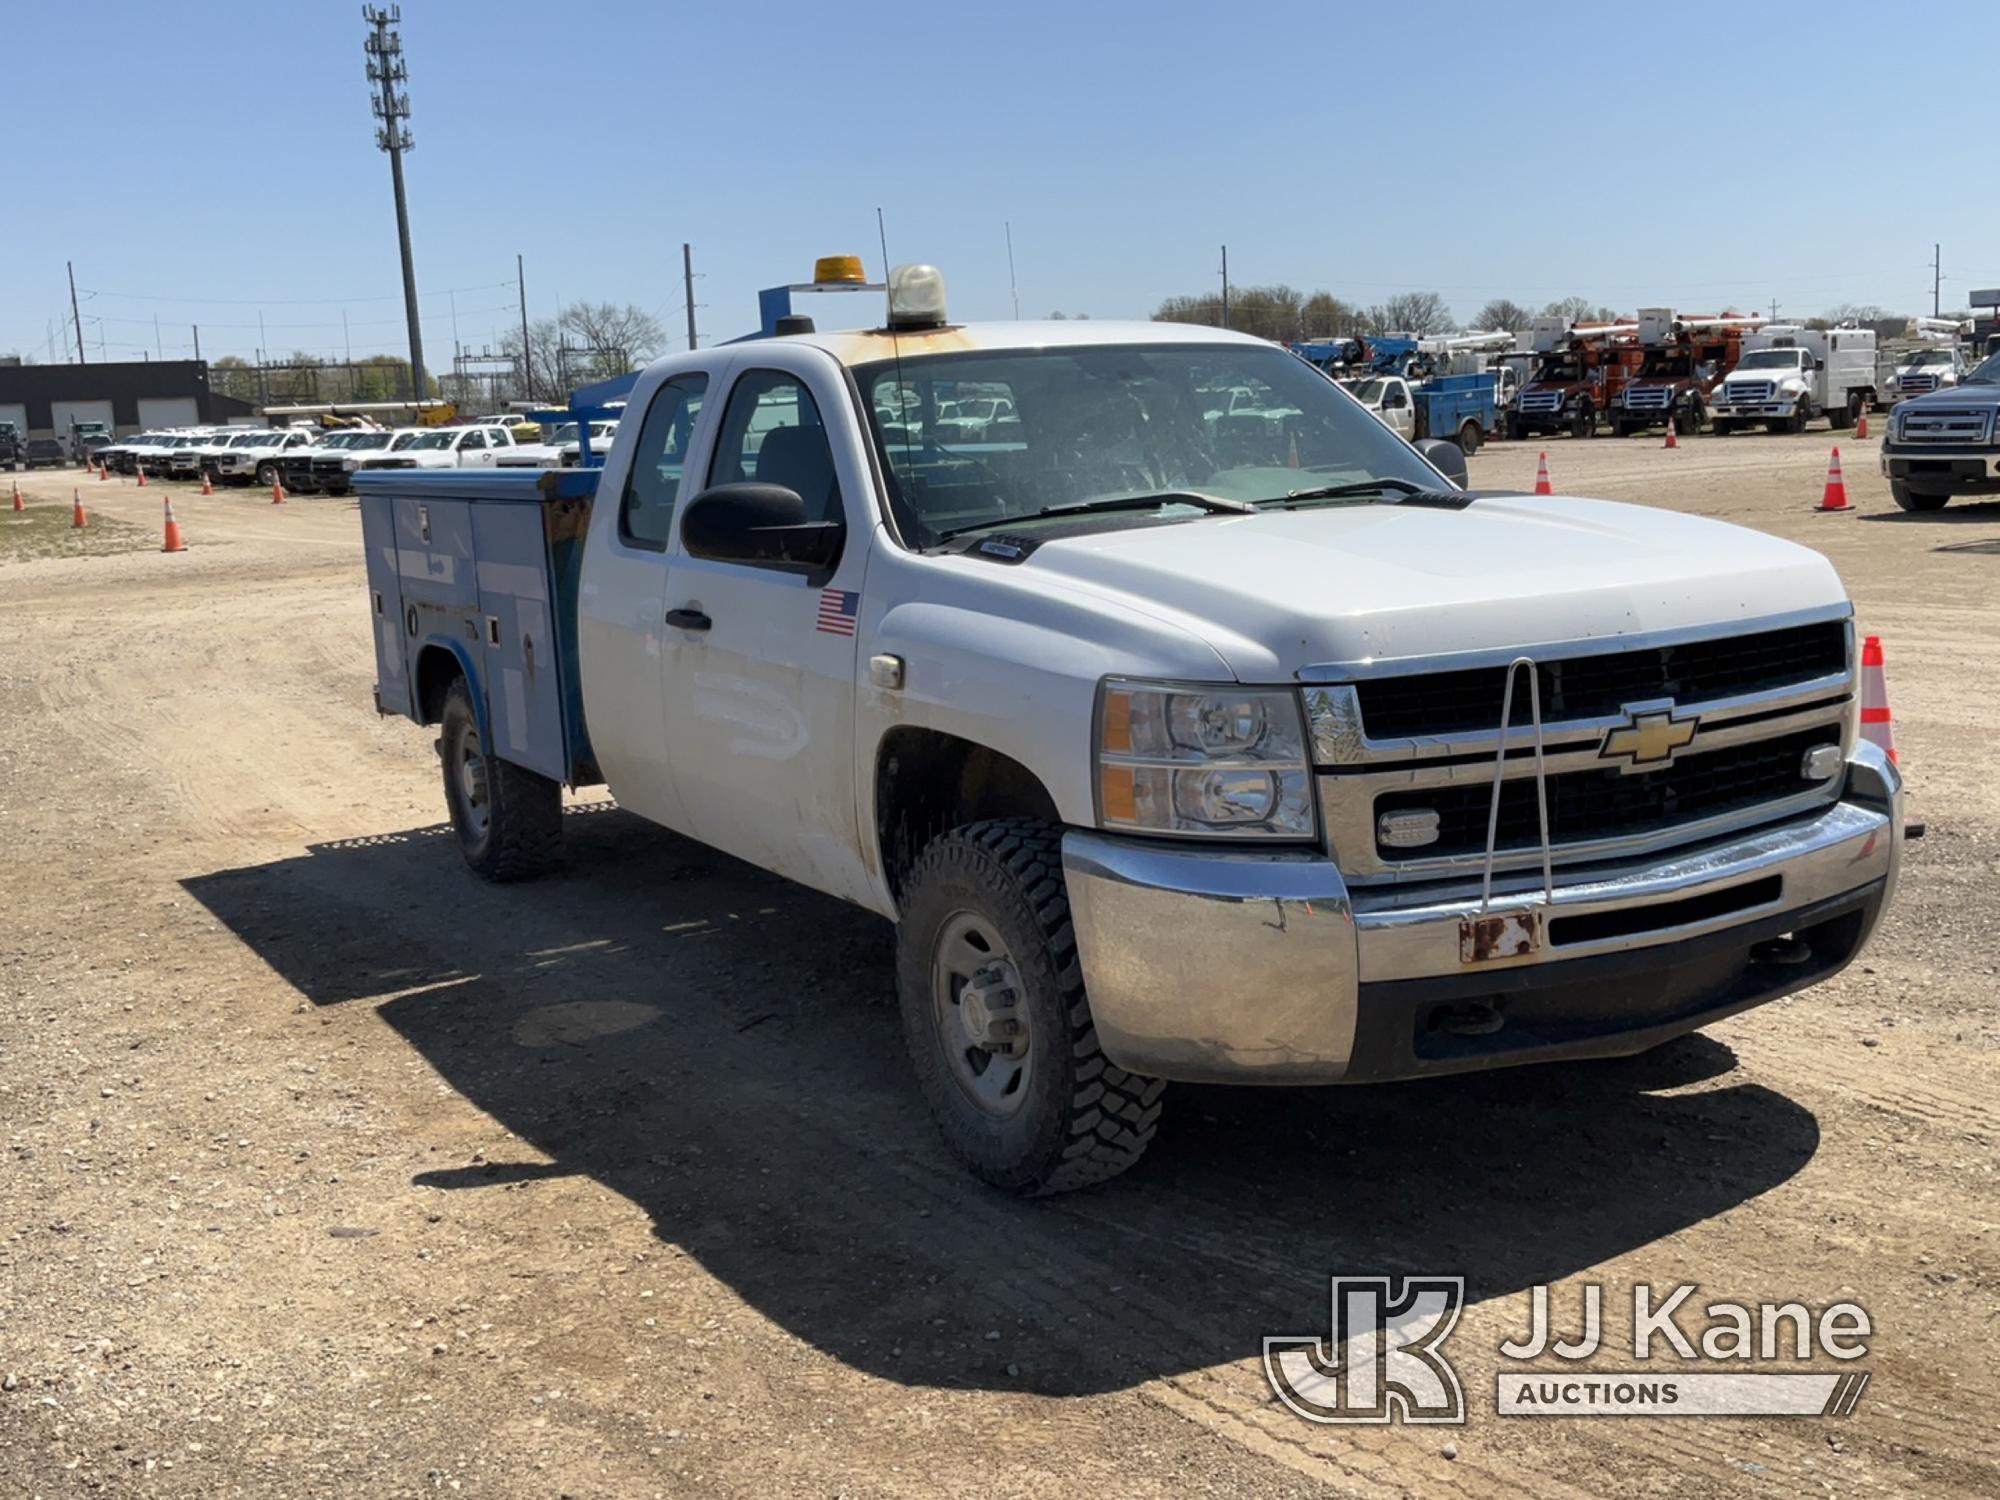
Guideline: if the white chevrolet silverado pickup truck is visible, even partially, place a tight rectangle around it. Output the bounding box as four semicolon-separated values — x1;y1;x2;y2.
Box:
354;265;1903;1195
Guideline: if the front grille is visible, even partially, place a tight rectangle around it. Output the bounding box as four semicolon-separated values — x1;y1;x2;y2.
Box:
312;457;351;477
1518;389;1563;413
1352;621;1848;740
1723;381;1774;403
1375;726;1840;860
1896;406;1993;444
1899;374;1937;394
1623;385;1672;410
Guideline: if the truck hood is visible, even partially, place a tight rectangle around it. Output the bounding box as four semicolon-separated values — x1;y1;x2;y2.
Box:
1010;495;1845;680
1898;382;2000;409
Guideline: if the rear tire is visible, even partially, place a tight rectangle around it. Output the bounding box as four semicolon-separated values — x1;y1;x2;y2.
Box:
438;677;563;881
1828;393;1859;431
1456;420;1482;456
1573;404;1598;440
1889;480;1949;513
896;818;1164;1195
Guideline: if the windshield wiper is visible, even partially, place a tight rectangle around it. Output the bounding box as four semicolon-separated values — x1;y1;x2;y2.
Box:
1252;478;1482;508
936;490;1255;541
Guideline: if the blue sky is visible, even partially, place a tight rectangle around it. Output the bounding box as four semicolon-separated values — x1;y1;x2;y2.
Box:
6;0;1995;366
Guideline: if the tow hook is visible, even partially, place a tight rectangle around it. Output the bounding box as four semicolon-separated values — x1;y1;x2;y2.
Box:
1434;1001;1505;1037
1750;935;1814;967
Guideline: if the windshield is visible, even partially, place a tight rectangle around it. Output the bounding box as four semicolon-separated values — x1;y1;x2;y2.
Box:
232;433;275;446
548;423;578;443
1344;378;1387;404
1736;350;1804;371
346;431;391;449
1906;350;1953;368
1533;357;1582;382
1639;353;1691;378
390;431;422;449
854;342;1446;547
407;431;456;450
1964;352;2000;385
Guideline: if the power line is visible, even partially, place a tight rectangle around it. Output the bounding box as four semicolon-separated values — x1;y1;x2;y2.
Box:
74;279;512;307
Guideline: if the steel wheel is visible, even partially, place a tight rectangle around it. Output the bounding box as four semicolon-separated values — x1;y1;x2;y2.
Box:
929;910;1032;1119
454;721;492;842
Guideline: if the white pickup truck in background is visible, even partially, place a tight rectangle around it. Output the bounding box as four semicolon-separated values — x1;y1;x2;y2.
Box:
355;265;1903;1195
356;424;519;472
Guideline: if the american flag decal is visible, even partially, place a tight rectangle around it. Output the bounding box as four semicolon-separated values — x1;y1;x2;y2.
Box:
815;587;860;637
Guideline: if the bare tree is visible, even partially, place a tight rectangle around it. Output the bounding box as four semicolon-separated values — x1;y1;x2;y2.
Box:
498;301;668;399
1540;296;1595;324
1365;292;1454;336
1301;292;1365;339
1474;298;1532;333
1155;284;1307;341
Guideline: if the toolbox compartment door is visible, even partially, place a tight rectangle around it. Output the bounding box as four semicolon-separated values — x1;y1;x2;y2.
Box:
359;492;411;716
469;503;569;782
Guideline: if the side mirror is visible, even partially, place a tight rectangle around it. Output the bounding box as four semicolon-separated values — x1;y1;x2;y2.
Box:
1414;438;1469;487
681;483;845;575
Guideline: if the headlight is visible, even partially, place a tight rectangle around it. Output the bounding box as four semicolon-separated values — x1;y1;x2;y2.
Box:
1095;681;1314;839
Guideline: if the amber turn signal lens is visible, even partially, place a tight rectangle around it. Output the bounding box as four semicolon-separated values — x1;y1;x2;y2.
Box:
1099;764;1138;824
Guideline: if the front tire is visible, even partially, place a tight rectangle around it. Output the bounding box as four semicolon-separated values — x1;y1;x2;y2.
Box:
1889;480;1949;513
438;677;563;881
1572;404;1598;440
896;819;1164;1195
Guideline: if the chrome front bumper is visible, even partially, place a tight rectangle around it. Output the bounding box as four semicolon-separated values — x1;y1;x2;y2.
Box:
1062;742;1901;1085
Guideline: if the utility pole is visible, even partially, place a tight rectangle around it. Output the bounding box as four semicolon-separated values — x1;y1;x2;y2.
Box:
682;243;698;351
1769;297;1779;323
1932;242;1943;318
1004;221;1020;319
517;253;534;400
192;325;201;362
1220;245;1230;330
364;6;426;401
67;260;86;365
154;313;162;360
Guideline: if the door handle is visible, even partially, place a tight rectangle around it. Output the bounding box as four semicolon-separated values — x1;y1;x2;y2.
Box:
664;607;711;631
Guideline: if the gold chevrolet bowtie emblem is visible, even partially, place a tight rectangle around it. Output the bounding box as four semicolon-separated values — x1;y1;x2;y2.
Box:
1600;707;1699;769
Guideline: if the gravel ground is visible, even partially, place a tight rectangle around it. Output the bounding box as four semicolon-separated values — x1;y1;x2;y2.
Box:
0;432;1994;1498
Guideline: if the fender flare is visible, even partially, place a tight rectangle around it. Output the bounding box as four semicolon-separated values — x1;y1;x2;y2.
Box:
415;632;492;745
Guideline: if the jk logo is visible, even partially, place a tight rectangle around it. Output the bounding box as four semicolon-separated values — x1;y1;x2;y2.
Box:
1264;1277;1466;1425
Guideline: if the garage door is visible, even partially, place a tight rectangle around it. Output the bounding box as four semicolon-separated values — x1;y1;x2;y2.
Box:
137;397;199;429
0;403;26;439
52;399;115;439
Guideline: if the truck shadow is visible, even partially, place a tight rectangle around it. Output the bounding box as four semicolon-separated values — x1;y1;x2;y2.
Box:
182;806;1819;1398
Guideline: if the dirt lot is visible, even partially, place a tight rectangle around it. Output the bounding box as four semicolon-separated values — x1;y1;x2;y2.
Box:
2;436;1995;1498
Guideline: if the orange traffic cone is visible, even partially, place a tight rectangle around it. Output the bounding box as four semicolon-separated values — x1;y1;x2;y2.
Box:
1533;451;1553;495
1286;430;1301;469
97;461;108;482
136;463;147;488
1859;635;1897;764
270;476;287;505
71;489;88;528
161;496;187;553
1664;416;1679;449
1816;447;1851;512
200;471;214;496
1855;404;1870;439
10;479;21;512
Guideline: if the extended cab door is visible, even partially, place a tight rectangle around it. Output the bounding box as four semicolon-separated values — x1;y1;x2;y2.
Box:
454;428;495;467
1380;378;1415;438
576;363;722;833
657;347;875;906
